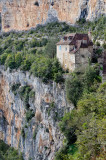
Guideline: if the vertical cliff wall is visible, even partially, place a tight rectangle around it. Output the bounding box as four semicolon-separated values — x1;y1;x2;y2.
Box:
0;0;105;32
0;67;73;160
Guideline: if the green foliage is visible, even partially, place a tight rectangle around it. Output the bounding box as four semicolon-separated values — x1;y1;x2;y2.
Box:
48;102;56;116
21;54;35;71
65;76;83;106
44;38;57;58
0;53;8;65
0;16;105;84
96;48;103;57
0;140;23;160
76;16;106;41
30;56;64;83
65;65;101;106
102;43;106;49
5;54;16;69
55;146;76;160
11;83;21;95
30;55;52;82
77;18;86;24
14;40;25;51
57;83;106;159
29;90;35;100
18;85;32;109
26;110;35;122
15;52;23;68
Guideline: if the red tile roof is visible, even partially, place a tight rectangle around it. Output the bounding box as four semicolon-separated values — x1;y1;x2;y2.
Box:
57;33;93;48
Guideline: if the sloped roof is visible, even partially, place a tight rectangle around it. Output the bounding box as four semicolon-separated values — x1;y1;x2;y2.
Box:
57;40;71;45
57;33;93;47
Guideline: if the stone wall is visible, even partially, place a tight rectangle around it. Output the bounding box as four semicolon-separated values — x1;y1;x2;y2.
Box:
0;0;105;32
0;67;73;160
75;48;92;68
57;44;76;71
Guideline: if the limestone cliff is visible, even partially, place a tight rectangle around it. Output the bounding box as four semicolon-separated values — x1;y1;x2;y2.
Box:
0;0;105;32
0;66;73;160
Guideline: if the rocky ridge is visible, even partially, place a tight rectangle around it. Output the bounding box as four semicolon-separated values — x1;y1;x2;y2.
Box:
0;0;105;32
0;66;73;160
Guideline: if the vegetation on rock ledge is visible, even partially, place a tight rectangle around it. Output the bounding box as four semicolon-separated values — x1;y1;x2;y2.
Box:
55;67;106;160
0;140;23;160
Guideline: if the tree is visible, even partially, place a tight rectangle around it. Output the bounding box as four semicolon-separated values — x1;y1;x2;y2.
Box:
58;83;106;160
44;38;58;58
65;75;83;106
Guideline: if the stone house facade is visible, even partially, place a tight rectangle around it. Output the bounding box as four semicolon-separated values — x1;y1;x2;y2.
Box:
57;33;93;71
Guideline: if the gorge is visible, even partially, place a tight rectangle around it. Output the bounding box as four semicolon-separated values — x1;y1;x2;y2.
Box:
0;0;105;160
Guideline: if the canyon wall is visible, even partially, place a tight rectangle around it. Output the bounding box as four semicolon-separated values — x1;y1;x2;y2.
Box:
0;0;105;32
0;66;73;160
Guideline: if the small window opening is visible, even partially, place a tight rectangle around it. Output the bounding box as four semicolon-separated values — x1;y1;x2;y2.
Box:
59;45;61;51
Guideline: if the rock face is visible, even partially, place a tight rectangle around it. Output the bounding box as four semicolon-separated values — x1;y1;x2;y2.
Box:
0;66;73;160
0;0;105;32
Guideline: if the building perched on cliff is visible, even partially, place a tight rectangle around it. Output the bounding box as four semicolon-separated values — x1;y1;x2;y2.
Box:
57;33;93;71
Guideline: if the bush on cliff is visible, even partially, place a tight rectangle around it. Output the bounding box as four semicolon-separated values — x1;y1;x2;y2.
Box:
5;54;16;69
26;110;35;122
0;140;23;160
55;83;106;159
30;57;64;83
0;53;8;65
65;64;101;106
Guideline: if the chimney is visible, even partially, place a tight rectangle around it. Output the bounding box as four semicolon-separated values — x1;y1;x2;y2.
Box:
83;37;87;44
88;31;92;40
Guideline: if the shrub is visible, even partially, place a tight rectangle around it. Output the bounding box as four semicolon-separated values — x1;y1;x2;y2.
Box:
102;43;106;49
65;76;83;106
5;54;16;69
14;40;25;51
18;85;32;109
65;65;101;106
96;41;100;46
15;52;23;68
0;140;23;160
44;38;58;58
21;54;35;71
56;82;106;159
11;83;21;95
29;90;35;101
26;110;35;122
30;55;53;82
29;38;39;48
0;53;8;65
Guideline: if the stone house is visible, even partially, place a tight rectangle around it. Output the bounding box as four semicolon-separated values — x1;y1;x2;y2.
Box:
57;33;93;71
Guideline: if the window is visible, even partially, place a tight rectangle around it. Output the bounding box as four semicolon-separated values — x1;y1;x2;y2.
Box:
65;64;67;68
59;45;61;51
65;47;67;51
